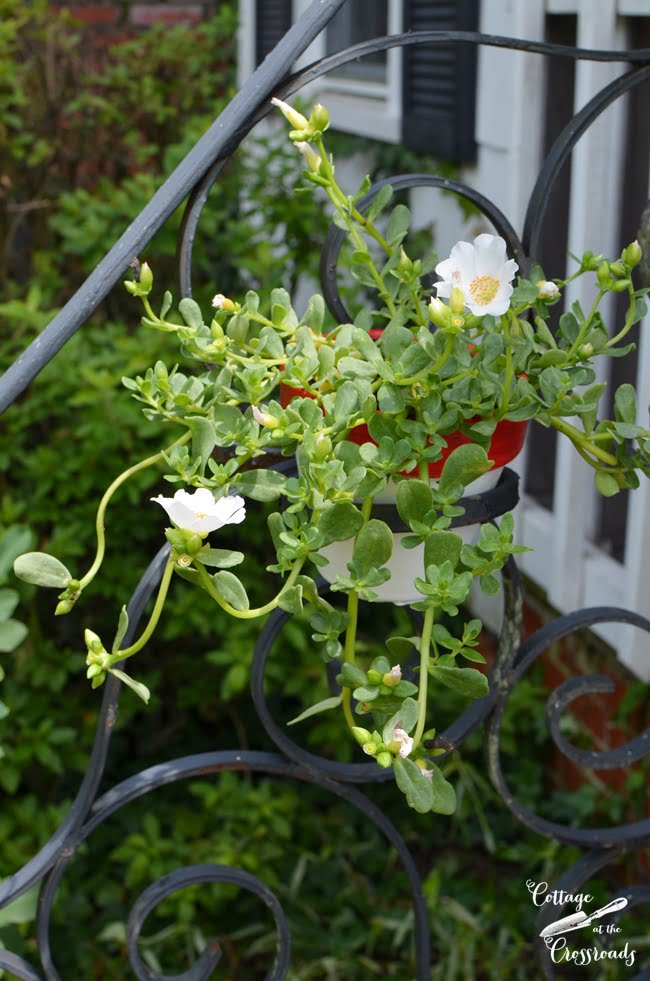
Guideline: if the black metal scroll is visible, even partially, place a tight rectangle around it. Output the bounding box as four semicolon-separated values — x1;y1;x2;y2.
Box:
0;1;648;976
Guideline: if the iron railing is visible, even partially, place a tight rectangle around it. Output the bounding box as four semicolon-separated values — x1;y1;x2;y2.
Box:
0;2;649;976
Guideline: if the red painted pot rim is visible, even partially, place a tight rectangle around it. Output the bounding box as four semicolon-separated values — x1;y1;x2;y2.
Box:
277;329;528;477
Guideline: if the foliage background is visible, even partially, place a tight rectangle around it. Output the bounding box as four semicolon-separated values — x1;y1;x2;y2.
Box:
0;2;647;977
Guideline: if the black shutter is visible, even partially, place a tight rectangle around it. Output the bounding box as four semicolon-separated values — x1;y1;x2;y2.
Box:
256;0;293;66
401;0;479;162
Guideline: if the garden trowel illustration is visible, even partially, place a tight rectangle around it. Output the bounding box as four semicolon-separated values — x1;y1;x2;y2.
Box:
540;898;628;939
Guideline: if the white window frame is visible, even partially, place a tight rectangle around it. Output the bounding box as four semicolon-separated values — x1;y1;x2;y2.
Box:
292;0;403;143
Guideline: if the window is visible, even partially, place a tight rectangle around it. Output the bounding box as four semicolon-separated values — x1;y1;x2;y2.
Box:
325;1;389;83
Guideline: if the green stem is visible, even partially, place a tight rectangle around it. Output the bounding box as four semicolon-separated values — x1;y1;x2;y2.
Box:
412;606;435;751
566;289;605;357
79;431;191;591
606;287;637;348
550;416;619;468
194;557;304;619
112;552;176;661
341;589;359;732
341;495;373;732
498;314;514;419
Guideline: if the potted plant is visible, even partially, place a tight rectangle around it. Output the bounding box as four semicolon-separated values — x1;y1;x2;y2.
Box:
14;101;650;815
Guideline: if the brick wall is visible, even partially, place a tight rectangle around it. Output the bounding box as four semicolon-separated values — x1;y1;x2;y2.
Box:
53;0;219;38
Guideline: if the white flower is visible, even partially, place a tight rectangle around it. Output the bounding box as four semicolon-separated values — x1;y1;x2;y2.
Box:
392;726;413;759
388;665;402;683
294;141;321;173
271;97;309;130
152;488;246;535
435;234;518;317
536;280;560;301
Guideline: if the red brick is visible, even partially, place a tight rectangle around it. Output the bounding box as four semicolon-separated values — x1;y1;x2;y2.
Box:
130;4;203;26
63;4;121;26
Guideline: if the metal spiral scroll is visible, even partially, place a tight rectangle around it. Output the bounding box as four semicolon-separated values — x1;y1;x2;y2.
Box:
1;2;649;976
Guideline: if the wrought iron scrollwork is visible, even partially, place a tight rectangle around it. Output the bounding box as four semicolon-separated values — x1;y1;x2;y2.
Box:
0;2;648;976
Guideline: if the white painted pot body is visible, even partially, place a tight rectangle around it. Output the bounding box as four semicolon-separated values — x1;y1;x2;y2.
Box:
318;468;503;605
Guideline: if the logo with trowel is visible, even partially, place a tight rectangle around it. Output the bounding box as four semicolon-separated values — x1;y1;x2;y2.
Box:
527;881;637;968
540;897;628;939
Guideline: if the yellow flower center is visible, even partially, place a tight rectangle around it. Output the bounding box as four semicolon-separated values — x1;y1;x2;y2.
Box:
195;511;208;519
468;275;499;306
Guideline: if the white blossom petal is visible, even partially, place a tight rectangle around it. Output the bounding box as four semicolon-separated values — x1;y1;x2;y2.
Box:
152;489;246;534
392;726;413;759
435;234;517;317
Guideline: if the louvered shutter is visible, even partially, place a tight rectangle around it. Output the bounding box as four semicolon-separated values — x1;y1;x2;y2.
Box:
256;0;293;66
401;0;479;162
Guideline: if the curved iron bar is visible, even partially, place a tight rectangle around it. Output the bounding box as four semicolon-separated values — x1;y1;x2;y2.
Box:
33;751;431;981
0;950;44;981
486;607;650;848
546;675;649;770
125;864;290;981
533;847;650;980
524;64;650;257
0;544;170;910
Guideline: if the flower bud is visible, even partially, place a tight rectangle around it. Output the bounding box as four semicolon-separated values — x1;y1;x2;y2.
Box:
351;726;373;746
581;251;603;272
212;293;235;312
428;296;453;329
609;261;626;278
139;262;153;293
596;261;611;288
610;278;632;293
309;103;330;132
84;629;104;654
382;665;402;687
396;248;413;277
376;752;393;769
271;97;310;130
55;599;74;616
622;240;642;268
366;669;383;685
252;405;279;429
362;741;377;756
579;342;594;358
294;141;322;173
449;287;466;315
86;663;104;679
536;280;559;301
314;433;332;460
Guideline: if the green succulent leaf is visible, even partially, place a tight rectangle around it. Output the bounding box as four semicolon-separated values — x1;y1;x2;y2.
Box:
438;445;493;496
13;552;72;589
212;571;249;611
109;668;151;704
428;664;489;699
112;606;129;653
287;694;342;726
393;757;435;814
319;503;365;544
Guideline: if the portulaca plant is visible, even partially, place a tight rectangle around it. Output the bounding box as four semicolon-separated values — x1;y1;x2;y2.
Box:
14;101;650;814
